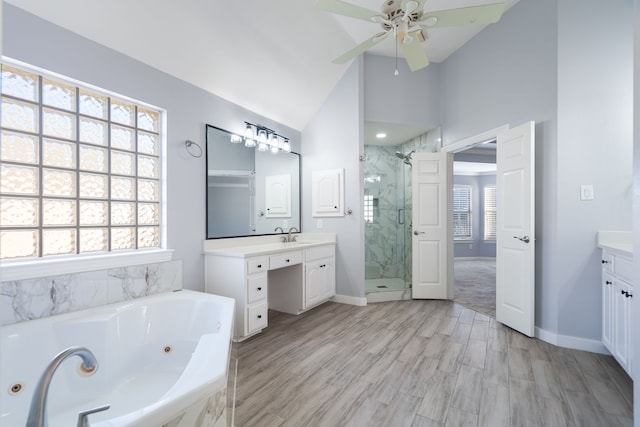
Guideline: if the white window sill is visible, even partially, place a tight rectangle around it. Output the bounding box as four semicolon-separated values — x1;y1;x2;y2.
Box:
0;249;174;282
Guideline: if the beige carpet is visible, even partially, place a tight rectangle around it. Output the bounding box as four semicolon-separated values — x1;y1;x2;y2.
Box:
453;257;496;318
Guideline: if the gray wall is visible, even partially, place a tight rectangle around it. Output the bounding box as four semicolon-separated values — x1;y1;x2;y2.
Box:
453;174;497;258
363;54;441;128
555;0;633;341
302;58;365;300
3;4;301;290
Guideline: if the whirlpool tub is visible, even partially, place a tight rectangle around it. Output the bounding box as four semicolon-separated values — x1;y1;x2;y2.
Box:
0;290;234;426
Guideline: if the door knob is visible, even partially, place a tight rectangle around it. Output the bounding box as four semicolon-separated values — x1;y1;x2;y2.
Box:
513;235;530;243
413;230;425;236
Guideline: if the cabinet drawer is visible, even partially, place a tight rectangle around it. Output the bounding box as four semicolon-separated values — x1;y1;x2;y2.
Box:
305;245;334;262
602;253;614;273
270;250;302;270
615;256;634;283
247;256;269;275
247;273;268;304
247;303;268;333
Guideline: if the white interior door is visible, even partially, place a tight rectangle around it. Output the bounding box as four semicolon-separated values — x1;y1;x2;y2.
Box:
496;121;535;337
412;152;453;299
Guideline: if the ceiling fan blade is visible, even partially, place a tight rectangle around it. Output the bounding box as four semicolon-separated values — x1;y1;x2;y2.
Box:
332;32;390;64
316;0;388;22
400;37;429;71
418;3;505;28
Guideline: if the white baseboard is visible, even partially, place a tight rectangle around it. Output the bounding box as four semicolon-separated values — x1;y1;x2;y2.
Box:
332;294;368;306
535;327;610;355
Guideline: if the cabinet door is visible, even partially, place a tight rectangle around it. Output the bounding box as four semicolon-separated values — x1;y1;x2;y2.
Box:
322;257;336;299
305;260;324;308
265;174;291;217
614;280;632;373
602;271;614;351
312;169;343;217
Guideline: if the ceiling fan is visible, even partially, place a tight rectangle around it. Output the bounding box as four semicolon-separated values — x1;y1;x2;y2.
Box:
316;0;506;72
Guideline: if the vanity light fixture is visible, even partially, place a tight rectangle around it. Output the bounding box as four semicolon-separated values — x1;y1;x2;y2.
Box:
239;121;293;154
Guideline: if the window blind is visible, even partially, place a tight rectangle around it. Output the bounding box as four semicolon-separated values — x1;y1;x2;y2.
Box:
453;185;472;240
484;186;497;240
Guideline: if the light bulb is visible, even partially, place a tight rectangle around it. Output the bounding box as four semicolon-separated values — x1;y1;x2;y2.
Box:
258;129;267;144
283;139;291;152
230;134;243;143
258;141;268;152
244;124;254;139
271;144;279;154
245;138;256;148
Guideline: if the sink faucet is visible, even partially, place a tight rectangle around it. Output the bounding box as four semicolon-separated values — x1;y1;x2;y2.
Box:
27;346;103;427
287;227;299;243
274;226;284;233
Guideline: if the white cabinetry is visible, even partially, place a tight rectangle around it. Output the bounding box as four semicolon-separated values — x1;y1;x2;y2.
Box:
304;245;335;309
601;249;634;377
312;169;344;217
205;240;336;341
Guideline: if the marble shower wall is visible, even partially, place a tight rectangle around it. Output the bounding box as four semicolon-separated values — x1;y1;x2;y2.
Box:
364;144;404;279
0;260;182;326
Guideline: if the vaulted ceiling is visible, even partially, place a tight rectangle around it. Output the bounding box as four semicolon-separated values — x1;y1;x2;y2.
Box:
5;0;518;131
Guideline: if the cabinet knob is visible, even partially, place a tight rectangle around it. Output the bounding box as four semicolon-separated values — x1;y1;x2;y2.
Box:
606;281;612;285
627;293;633;298
621;290;628;296
257;264;262;268
257;314;262;319
602;260;609;264
286;259;290;263
257;287;262;291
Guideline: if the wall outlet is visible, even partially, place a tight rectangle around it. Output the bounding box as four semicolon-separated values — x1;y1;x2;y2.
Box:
580;184;594;201
282;219;288;228
317;219;323;229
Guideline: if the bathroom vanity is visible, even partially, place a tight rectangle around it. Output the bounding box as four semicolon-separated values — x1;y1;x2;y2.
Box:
204;234;336;341
597;231;634;378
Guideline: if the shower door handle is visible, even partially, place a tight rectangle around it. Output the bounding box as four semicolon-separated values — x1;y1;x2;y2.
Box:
398;209;405;225
413;230;425;236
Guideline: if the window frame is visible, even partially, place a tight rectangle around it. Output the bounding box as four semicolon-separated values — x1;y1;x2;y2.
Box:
0;57;170;281
453;184;472;241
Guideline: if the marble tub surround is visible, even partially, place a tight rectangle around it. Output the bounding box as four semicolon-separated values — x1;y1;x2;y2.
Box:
0;260;182;326
597;230;633;256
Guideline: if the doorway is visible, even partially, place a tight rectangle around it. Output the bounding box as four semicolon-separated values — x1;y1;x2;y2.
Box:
451;143;497;317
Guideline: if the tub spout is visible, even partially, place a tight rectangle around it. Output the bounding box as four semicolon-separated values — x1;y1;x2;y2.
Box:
27;346;99;427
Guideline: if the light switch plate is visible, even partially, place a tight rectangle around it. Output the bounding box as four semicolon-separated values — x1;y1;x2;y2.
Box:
580;184;594;201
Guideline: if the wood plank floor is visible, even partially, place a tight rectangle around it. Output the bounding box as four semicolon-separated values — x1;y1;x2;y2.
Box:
228;300;633;426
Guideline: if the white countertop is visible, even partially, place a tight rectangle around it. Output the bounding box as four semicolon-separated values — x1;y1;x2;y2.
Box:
597;231;633;257
203;233;336;258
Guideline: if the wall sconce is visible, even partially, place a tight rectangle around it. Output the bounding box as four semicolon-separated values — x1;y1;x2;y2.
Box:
234;122;292;154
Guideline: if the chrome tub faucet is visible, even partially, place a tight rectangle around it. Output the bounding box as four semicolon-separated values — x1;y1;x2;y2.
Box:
27;346;108;427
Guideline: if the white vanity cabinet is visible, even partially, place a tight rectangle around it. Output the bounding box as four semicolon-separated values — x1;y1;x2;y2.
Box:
304;245;336;309
204;236;336;341
600;248;634;378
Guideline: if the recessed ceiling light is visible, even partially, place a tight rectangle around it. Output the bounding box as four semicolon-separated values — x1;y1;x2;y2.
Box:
376;132;387;139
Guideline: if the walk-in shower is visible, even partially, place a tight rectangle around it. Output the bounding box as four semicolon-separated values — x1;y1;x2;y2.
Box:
364;145;413;302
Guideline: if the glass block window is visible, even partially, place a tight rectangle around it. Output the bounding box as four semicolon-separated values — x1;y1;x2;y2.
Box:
453;185;472;240
0;62;163;260
484;186;497;241
364;195;374;223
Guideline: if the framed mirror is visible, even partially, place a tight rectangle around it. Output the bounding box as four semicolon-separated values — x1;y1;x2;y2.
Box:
205;124;301;239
